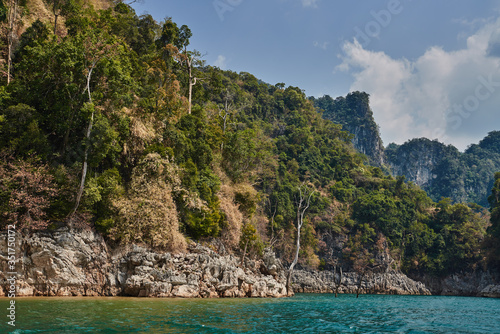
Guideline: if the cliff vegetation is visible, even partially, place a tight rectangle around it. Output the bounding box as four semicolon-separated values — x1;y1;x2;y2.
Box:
0;0;498;283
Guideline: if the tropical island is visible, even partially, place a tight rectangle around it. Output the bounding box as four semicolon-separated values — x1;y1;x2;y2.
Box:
0;0;499;299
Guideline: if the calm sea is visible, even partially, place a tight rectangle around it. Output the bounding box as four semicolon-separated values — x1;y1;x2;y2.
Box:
1;294;499;333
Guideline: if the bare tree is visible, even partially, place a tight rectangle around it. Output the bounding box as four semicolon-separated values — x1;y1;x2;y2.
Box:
218;88;233;151
355;263;382;298
286;183;315;295
181;50;204;114
332;263;343;298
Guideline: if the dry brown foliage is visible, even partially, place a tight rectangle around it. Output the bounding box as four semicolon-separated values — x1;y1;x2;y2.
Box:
110;153;186;252
123;115;158;165
0;158;58;230
217;184;243;249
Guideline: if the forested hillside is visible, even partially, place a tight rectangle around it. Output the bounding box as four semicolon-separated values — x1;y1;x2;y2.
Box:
385;132;500;207
1;0;498;279
314;92;500;208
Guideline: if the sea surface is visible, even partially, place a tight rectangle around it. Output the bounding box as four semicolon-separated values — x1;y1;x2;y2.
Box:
1;294;499;333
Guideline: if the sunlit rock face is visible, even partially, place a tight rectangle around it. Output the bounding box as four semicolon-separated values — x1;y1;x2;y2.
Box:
0;228;288;298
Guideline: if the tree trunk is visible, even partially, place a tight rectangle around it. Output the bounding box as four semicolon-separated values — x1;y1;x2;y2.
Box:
286;216;301;295
68;62;97;221
52;0;61;36
286;184;314;296
240;239;249;267
187;55;193;114
69;113;94;219
356;270;366;298
334;265;342;298
53;13;59;36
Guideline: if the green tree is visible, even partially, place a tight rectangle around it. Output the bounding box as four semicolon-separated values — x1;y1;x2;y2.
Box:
486;172;500;267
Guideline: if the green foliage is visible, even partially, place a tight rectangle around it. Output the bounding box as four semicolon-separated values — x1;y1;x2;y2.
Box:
386;134;500;207
0;104;49;158
485;172;500;267
183;204;224;240
82;168;124;232
222;128;260;182
15;19;50;59
88;113;121;168
0;1;7;22
240;223;264;258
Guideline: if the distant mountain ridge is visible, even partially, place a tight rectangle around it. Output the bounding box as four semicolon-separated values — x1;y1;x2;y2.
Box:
312;92;500;207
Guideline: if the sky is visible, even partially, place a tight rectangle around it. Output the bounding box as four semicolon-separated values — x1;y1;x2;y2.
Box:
130;0;500;151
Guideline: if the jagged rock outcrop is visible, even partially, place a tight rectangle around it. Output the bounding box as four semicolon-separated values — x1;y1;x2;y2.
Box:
385;138;457;188
314;92;385;166
414;271;500;297
480;284;500;298
0;228;287;298
291;270;431;295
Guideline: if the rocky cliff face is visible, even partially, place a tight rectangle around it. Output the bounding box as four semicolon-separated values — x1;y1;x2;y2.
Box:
413;272;500;298
385;138;459;189
3;228;498;298
314;92;385;166
349;124;385;167
292;270;431;295
385;133;500;206
0;228;287;298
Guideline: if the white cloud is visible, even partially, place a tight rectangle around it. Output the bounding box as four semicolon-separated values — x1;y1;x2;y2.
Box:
213;55;227;70
313;41;329;50
301;0;318;8
337;18;500;150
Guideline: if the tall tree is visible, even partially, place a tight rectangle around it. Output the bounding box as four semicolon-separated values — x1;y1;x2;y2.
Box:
68;32;118;220
286;183;315;295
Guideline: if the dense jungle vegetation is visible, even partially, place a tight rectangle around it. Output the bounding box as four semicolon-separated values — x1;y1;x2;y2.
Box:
1;0;499;278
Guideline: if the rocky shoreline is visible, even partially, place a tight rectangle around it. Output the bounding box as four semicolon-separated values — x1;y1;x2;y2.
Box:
412;272;500;298
291;270;431;295
0;228;287;298
1;228;499;298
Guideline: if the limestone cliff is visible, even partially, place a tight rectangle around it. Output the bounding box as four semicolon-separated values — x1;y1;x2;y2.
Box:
315;90;500;206
314;92;385;166
0;228;437;297
291;270;431;295
385;138;461;192
385;132;500;206
0;228;287;298
412;272;500;298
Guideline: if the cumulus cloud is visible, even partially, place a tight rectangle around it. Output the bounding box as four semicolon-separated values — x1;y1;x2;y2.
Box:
337;18;500;150
214;55;227;70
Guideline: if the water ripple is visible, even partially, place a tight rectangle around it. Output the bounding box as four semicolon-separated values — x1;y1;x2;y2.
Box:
0;294;499;333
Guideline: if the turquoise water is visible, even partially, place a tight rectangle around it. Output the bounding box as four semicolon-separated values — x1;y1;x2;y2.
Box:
1;294;499;333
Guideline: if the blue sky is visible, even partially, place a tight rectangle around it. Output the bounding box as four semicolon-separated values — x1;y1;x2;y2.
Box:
130;0;500;150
